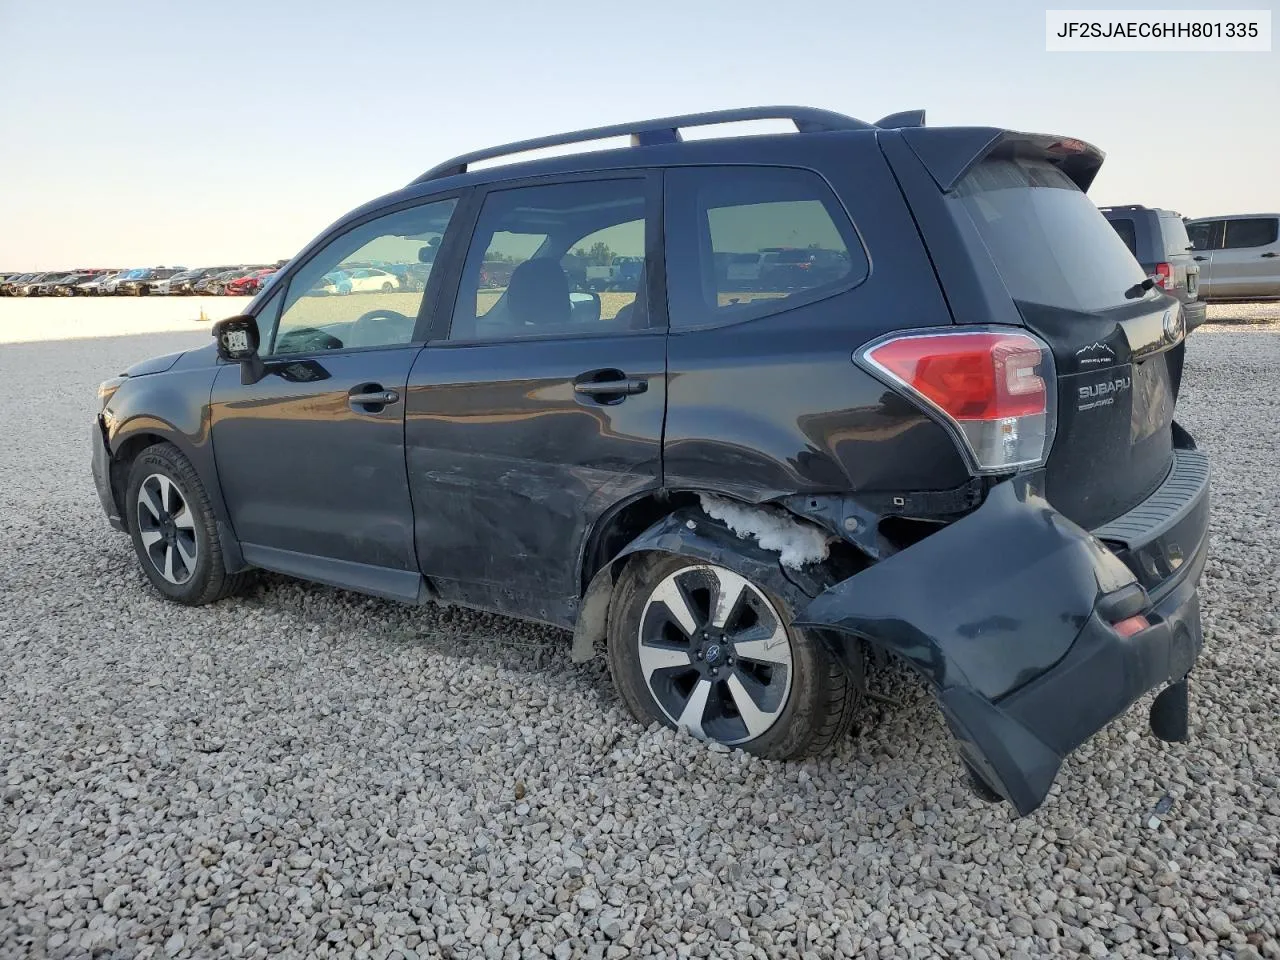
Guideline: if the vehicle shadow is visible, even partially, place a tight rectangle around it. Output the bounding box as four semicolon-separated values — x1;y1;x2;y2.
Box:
238;568;935;747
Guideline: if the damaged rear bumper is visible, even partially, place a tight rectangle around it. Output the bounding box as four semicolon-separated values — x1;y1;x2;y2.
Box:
797;452;1209;816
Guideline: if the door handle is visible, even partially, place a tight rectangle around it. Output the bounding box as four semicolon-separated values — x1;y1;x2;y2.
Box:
1193;255;1208;261
574;378;647;397
1262;252;1278;258
348;387;400;409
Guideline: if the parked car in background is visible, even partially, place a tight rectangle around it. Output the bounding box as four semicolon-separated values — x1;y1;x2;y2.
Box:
756;247;849;292
27;272;75;296
148;271;192;296
99;269;145;295
1;273;40;295
386;262;433;292
1184;214;1280;302
226;268;278;297
4;273;40;296
92;106;1209;817
194;269;245;296
167;267;235;295
52;271;107;296
341;266;400;293
247;270;280;296
77;271;123;295
116;267;184;296
478;260;515;289
1100;205;1205;331
314;270;353;296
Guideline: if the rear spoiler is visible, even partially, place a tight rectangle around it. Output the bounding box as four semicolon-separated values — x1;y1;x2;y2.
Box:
899;127;1105;194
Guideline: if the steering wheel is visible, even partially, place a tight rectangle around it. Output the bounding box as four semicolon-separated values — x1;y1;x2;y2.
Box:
349;308;415;348
275;327;344;352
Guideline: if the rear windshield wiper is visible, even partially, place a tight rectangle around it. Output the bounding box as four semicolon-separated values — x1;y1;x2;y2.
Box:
1124;277;1156;300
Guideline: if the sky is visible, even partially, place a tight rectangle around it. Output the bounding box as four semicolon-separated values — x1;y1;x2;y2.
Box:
1;0;1277;270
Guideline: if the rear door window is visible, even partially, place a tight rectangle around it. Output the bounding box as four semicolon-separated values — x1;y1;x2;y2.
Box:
1160;216;1193;258
448;178;650;341
1223;217;1279;249
952;156;1147;312
1107;217;1137;256
664;166;868;329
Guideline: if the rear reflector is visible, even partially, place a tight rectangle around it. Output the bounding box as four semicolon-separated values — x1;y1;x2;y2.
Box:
1112;614;1150;638
859;328;1056;474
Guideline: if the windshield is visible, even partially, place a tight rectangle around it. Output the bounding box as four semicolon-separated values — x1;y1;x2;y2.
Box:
952;156;1148;312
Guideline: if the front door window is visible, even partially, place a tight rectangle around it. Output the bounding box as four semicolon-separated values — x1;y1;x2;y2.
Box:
265;199;457;356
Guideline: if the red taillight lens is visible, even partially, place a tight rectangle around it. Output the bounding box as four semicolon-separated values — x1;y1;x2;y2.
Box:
868;333;1047;420
862;329;1055;474
1153;263;1172;289
1112;614;1150;638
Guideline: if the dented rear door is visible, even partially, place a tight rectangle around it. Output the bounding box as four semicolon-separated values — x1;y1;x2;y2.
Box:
403;173;665;627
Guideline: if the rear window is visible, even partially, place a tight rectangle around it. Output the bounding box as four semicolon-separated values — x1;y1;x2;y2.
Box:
1160;216;1193;258
952;157;1147;312
1108;217;1138;255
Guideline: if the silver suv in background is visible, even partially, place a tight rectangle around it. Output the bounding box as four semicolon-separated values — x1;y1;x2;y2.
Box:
1184;214;1280;302
1100;205;1205;331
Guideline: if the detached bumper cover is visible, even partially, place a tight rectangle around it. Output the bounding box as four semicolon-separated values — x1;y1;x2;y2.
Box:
797;457;1209;815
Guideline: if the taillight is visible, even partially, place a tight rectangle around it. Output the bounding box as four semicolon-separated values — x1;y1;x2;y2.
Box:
1112;614;1150;638
1153;263;1172;289
858;328;1056;474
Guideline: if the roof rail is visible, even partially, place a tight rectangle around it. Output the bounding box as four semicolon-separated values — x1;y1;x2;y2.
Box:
411;105;873;183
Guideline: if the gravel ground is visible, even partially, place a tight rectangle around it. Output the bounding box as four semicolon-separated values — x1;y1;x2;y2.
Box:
1204;302;1280;331
1;302;1278;960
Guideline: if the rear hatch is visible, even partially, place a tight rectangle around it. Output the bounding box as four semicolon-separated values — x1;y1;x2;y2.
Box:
902;135;1184;530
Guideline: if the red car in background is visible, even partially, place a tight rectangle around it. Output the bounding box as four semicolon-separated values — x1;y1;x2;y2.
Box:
226;268;277;296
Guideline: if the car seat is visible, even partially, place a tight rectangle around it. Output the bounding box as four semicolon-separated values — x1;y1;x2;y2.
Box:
505;259;571;328
613;262;649;329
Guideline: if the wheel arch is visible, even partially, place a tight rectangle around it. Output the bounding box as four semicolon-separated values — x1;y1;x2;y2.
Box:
571;491;869;674
108;416;247;574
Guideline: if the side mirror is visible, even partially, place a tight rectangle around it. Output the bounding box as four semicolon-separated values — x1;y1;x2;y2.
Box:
213;315;266;385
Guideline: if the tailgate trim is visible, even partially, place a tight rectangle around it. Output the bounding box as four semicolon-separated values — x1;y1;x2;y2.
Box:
1091;449;1210;546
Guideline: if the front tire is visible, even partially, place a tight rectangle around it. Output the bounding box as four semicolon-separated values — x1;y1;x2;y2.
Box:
125;443;250;605
607;554;859;760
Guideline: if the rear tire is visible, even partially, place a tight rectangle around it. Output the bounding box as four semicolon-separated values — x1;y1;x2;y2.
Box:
125;443;251;605
607;553;860;760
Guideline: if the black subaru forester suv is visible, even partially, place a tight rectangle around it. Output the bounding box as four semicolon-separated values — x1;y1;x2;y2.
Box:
93;107;1210;815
